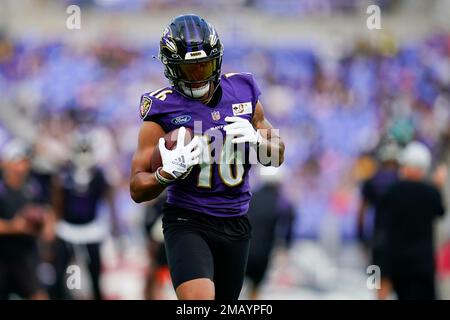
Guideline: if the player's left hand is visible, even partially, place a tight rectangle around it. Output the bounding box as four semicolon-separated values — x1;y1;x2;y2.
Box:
224;116;263;145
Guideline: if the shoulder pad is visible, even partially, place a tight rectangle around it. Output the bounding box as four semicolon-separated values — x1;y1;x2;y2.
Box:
223;72;261;105
139;87;175;121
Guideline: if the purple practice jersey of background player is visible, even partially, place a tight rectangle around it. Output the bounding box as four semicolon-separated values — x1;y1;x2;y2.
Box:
140;72;261;217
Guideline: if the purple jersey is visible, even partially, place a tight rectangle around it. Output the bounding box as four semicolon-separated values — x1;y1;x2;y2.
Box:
140;73;261;217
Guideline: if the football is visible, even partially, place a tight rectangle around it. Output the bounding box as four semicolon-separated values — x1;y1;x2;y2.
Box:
150;127;194;173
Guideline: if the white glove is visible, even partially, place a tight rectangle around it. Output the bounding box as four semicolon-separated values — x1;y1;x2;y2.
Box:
159;127;201;179
224;116;263;145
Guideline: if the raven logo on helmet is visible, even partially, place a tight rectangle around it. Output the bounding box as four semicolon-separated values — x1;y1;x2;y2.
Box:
162;27;177;53
209;25;218;47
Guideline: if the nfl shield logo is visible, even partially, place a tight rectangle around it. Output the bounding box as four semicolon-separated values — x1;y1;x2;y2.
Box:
211;110;221;121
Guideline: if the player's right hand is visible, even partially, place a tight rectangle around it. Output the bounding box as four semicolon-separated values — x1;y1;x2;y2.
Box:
159;126;201;179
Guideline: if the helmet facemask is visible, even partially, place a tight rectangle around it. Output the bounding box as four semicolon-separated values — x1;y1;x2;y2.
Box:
163;54;222;101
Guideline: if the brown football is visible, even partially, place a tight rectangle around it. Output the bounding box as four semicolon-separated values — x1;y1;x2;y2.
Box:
150;127;194;173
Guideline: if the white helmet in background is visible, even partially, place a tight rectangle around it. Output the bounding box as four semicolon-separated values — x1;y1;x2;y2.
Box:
399;141;432;172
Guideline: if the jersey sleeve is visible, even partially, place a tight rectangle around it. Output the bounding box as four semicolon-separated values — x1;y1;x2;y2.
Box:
139;93;167;130
241;72;262;108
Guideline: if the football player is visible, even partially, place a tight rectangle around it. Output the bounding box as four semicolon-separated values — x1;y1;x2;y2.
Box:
50;133;119;300
130;14;285;300
0;140;50;300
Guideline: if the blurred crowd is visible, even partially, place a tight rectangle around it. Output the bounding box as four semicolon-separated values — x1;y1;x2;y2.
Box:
1;30;450;241
62;0;394;15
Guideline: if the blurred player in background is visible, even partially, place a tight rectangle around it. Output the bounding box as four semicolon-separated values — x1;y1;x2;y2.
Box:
245;166;294;300
50;133;119;300
0;140;52;299
357;140;400;299
130;14;285;300
382;141;445;300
